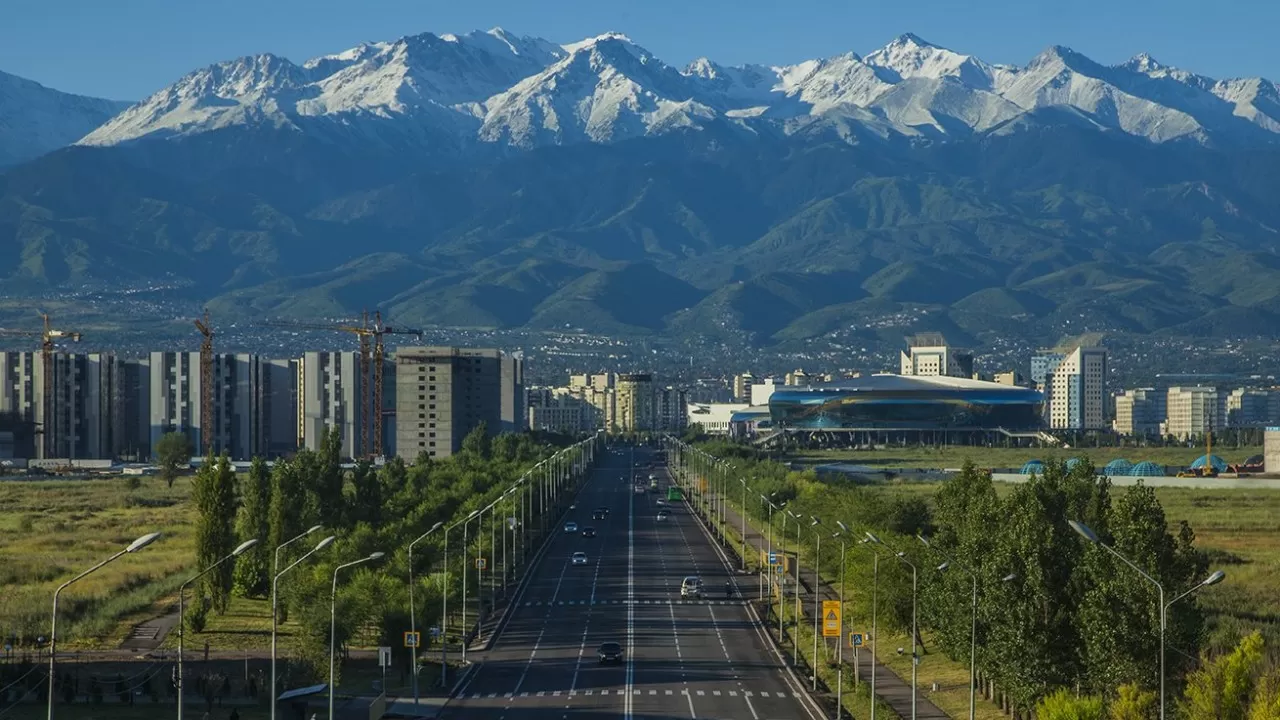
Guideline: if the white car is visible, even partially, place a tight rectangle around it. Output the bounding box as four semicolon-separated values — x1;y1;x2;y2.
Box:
564;522;578;533
572;552;588;565
656;498;665;506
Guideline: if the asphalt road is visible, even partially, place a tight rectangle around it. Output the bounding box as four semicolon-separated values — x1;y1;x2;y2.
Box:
442;445;823;720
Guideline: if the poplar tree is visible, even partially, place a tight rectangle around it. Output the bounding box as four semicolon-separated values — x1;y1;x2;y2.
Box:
233;457;271;597
192;454;237;612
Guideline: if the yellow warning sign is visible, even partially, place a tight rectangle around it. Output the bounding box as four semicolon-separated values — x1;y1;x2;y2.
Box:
822;600;842;638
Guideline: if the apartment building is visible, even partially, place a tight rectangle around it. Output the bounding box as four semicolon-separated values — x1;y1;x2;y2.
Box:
394;347;524;460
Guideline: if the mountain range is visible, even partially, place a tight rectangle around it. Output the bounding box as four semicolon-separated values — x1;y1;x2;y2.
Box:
2;29;1280;349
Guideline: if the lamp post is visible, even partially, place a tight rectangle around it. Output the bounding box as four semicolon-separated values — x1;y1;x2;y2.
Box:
178;539;259;720
1069;520;1224;720
407;521;443;703
833;522;850;720
809;516;822;691
330;552;385;720
48;532;161;720
738;477;748;571
271;534;335;720
861;534;882;720
270;525;322;720
441;509;478;684
868;533;916;720
917;534;978;720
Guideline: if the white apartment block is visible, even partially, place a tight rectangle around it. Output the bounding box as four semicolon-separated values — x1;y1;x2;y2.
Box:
299;351;362;458
1163;386;1219;440
1045;346;1108;430
900;334;974;378
1224;388;1275;428
1113;388;1166;436
149;352;264;459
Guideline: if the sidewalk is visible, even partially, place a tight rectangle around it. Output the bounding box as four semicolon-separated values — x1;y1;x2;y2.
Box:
696;486;950;720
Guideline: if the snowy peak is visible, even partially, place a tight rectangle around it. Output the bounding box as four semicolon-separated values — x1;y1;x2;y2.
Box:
864;34;995;90
61;29;1280;155
0;70;129;166
479;33;711;147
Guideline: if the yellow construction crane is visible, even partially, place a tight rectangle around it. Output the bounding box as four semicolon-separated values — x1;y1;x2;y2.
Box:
263;311;421;457
194;310;215;456
0;312;82;456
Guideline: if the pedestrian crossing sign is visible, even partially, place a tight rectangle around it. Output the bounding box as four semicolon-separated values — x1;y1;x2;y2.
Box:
404;631;420;648
849;632;864;648
475;557;487;570
822;601;841;638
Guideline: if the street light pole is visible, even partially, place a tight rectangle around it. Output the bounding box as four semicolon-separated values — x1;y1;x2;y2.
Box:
810;516;822;691
867;533;916;720
330;553;385;720
271;535;335;720
48;532;161;720
407;521;443;704
1069;520;1224;720
442;510;478;683
178;539;259;720
861;536;881;720
270;524;322;720
834;522;850;720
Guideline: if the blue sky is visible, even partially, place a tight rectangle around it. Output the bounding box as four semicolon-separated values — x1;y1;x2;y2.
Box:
3;0;1278;100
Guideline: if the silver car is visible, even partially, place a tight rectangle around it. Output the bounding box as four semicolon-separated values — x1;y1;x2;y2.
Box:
572;551;588;565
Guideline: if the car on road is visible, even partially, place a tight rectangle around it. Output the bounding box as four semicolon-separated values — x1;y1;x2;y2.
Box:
656;510;669;521
572;551;588;565
655;498;665;506
564;522;578;533
581;527;597;538
592;508;608;520
680;576;702;598
597;642;624;664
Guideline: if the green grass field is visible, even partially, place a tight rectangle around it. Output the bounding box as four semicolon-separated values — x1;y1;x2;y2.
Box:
793;445;1264;471
0;477;196;648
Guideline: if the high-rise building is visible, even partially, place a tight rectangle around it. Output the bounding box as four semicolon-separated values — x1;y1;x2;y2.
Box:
149;352;265;459
1044;345;1108;430
900;333;974;378
1164;386;1219;440
394;347;524;460
655;386;689;431
299;351;362;458
1030;352;1065;388
1225;388;1274;428
750;378;779;407
615;373;655;432
528;391;591;434
1113;388;1166;436
262;358;299;457
733;372;755;402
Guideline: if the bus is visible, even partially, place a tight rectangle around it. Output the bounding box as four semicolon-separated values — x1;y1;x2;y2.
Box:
666;486;684;502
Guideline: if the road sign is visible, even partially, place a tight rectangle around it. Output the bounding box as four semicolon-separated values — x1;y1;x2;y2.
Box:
403;631;420;648
822;600;842;638
849;632;864;648
475;557;487;570
429;626;441;638
768;551;779;565
378;646;392;668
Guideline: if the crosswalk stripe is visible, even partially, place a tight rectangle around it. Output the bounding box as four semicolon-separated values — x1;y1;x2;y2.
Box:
585;690;593;696
487;692;497;698
634;690;641;695
696;690;705;696
745;691;754;697
519;692;528;697
665;689;673;695
599;690;608;696
713;690;721;696
552;690;561;696
649;690;656;695
729;691;738;697
504;693;513;698
760;691;770;697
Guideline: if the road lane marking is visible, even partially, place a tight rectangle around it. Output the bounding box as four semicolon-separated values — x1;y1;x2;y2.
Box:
625;462;635;720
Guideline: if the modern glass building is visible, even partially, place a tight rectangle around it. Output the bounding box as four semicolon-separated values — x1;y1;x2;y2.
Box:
768;375;1044;431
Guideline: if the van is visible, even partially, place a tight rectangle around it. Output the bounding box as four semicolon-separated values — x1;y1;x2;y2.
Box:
680;576;702;598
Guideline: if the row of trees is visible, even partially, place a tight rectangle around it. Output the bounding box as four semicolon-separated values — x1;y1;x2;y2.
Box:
189;424;575;687
685;437;1235;717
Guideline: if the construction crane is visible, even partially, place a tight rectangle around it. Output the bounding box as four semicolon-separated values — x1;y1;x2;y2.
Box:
0;312;82;457
194;310;214;456
263;312;421;457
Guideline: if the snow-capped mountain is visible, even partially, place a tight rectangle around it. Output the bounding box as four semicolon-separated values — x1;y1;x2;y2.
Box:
0;70;129;167
71;29;1280;154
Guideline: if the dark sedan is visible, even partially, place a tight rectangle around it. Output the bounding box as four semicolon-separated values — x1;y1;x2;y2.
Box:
581;527;597;538
597;642;624;664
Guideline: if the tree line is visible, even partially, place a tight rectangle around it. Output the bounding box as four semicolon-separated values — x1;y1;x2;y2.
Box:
686;436;1262;719
187;424;571;689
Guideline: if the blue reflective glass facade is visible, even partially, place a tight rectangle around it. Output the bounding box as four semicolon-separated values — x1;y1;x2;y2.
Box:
769;382;1044;430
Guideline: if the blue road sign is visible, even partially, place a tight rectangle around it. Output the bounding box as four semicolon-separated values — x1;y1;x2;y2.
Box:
768;551;779;565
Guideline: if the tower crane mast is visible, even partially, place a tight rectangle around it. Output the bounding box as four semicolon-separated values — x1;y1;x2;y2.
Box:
0;312;82;457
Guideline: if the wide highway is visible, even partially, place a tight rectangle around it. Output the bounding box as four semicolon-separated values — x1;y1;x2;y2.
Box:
442;444;823;719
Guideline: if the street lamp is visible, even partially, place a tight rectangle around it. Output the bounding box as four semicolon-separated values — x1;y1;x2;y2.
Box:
868;533;917;720
441;510;478;684
861;533;882;720
407;521;444;703
808;516;822;691
48;532;161;720
271;535;335;720
330;552;385;720
833;522;850;720
1069;520;1224;720
177;539;259;720
917;534;979;720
